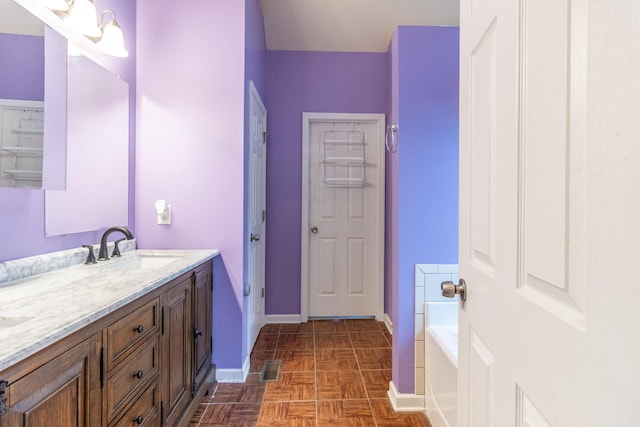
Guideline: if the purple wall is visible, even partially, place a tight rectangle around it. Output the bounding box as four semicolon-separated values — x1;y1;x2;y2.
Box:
0;0;136;263
0;33;44;101
136;0;246;370
392;26;460;393
264;50;389;315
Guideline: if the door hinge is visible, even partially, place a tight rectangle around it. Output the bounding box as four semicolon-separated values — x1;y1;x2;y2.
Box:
192;381;197;397
261;288;265;298
192;270;197;285
99;347;104;389
262;210;266;222
262;131;267;144
0;380;8;415
160;401;164;426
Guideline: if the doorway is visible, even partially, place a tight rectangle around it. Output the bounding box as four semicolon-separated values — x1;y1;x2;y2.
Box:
301;112;385;321
247;81;267;353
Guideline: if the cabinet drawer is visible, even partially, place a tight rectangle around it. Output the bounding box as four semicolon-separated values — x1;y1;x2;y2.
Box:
109;380;159;427
107;335;159;422
107;298;159;368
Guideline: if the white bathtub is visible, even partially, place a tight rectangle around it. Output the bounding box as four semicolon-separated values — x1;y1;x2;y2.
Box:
424;302;458;427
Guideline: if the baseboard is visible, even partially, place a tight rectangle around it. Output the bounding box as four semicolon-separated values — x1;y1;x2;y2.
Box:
387;381;426;412
265;314;302;324
216;355;250;383
384;313;393;335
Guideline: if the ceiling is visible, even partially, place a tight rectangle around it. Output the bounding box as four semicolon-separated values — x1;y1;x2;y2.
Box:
259;0;460;53
0;0;43;36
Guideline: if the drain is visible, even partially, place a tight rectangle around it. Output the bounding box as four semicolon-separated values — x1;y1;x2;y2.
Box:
260;359;282;382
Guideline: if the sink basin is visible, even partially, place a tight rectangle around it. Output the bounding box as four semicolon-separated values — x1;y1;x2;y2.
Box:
0;316;34;328
105;251;186;271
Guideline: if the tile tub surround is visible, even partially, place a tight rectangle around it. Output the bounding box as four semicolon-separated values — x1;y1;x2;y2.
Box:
0;248;219;371
0;239;137;285
414;264;458;395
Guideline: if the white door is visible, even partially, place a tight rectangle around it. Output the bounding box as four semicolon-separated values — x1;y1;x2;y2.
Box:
301;113;385;320
247;81;266;352
458;0;640;426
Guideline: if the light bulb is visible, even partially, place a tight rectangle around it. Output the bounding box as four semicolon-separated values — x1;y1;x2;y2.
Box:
97;20;128;57
64;0;101;38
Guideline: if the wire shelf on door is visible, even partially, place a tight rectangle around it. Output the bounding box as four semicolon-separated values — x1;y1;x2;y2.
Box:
321;156;365;165
1;146;43;156
322;177;366;188
11;128;44;135
5;169;43;181
321;129;366;188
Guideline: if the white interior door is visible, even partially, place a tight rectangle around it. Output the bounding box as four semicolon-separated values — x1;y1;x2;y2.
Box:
247;81;266;352
301;113;385;320
458;0;640;426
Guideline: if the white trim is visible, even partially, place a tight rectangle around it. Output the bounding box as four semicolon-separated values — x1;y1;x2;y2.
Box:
384;313;393;335
216;355;250;383
301;112;386;322
265;314;302;324
387;381;426;412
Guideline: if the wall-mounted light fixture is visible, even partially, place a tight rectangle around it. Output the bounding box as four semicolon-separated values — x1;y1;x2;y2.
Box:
42;0;128;57
96;10;128;57
63;0;101;37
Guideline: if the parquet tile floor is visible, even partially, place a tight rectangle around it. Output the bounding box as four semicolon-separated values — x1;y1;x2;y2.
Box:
189;319;431;426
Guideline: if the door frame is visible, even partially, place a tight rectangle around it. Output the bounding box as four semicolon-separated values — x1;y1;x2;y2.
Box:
247;80;266;352
300;112;386;322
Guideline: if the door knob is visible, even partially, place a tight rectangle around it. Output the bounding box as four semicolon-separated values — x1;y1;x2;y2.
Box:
441;279;467;302
311;226;318;233
250;233;260;242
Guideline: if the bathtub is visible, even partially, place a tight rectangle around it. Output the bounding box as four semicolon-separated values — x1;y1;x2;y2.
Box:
424;302;458;427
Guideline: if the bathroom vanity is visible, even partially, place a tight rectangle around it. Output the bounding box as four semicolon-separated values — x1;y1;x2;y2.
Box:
0;249;218;427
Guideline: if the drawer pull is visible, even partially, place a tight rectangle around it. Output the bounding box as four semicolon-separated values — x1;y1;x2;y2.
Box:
133;370;144;379
133;415;144;425
133;325;144;334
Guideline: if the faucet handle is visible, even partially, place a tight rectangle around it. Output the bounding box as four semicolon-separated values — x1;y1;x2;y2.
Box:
82;245;97;265
112;238;126;258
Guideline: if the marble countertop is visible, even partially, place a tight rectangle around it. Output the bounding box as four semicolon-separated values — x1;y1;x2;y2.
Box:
0;249;219;371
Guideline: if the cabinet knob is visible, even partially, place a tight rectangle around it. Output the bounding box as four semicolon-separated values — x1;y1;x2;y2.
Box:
133;325;144;334
133;415;144;425
133;370;144;379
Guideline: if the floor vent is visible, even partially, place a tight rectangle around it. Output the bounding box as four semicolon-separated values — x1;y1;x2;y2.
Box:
260;359;282;382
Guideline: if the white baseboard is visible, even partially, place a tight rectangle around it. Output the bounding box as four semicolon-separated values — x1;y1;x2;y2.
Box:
265;314;302;324
384;313;393;335
387;381;426;412
216;355;250;383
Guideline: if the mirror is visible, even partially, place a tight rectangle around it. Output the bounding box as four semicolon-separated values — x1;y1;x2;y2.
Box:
0;0;67;190
0;0;131;235
0;0;45;188
45;54;129;235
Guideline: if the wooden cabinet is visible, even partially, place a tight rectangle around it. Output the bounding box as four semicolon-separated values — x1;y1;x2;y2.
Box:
192;265;212;392
0;260;214;427
0;334;101;427
160;277;192;426
160;262;214;426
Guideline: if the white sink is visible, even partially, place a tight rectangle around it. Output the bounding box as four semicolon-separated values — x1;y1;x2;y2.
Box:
104;251;187;271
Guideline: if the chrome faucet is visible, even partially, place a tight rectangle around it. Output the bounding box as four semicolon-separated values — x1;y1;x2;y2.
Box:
98;226;134;261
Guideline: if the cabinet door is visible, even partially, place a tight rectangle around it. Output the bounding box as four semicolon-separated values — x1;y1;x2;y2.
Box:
192;267;212;390
160;277;192;426
1;335;101;427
